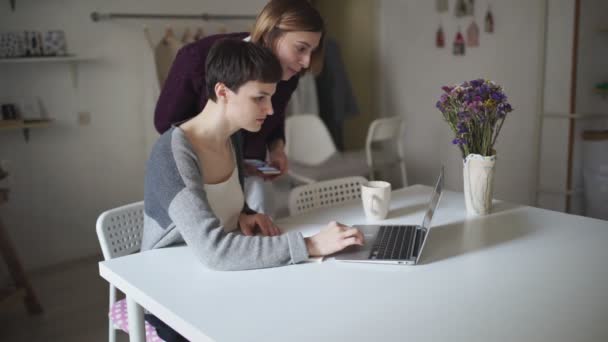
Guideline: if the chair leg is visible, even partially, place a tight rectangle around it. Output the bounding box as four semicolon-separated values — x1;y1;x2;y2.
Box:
109;285;117;342
400;162;408;187
109;316;116;342
127;296;146;342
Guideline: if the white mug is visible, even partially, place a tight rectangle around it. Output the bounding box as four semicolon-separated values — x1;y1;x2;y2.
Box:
361;181;391;220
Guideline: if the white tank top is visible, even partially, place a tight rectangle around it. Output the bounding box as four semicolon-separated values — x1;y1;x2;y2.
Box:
203;147;244;232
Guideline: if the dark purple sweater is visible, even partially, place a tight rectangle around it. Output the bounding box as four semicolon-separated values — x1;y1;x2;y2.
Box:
154;32;299;160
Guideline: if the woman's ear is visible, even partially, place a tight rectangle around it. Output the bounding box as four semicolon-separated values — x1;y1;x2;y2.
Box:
214;82;229;102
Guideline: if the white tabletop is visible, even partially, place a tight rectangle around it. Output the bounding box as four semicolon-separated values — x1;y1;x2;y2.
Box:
99;185;608;342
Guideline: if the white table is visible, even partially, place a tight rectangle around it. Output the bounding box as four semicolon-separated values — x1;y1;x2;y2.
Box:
99;185;608;342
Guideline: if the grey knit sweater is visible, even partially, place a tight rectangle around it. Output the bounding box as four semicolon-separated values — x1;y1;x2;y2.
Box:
141;127;309;270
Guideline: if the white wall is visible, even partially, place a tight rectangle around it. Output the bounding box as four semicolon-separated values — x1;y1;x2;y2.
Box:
378;0;548;206
0;0;266;271
537;0;574;212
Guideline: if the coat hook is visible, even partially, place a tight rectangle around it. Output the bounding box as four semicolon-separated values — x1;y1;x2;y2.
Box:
10;0;16;11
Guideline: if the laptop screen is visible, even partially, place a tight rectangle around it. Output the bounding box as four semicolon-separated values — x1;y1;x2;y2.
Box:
422;167;444;229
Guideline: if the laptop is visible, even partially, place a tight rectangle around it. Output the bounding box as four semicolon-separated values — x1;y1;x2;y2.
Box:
335;167;444;265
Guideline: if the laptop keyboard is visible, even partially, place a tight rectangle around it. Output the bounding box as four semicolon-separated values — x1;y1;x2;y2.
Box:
369;225;417;260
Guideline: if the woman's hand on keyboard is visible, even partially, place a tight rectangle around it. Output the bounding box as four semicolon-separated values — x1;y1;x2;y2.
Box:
305;221;364;257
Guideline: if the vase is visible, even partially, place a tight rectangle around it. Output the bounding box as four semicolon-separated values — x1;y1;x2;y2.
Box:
463;153;496;216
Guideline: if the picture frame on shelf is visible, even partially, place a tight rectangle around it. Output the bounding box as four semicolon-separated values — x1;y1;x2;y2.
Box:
42;30;68;56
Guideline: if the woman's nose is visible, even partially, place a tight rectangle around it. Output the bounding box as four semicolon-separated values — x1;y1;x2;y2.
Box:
300;54;311;68
265;101;274;116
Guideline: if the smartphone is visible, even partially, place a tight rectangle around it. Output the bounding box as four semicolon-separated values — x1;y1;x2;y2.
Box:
244;159;281;175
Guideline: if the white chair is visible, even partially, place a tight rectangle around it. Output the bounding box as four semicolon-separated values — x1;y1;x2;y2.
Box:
365;117;408;187
288;176;368;216
96;201;162;342
285;114;370;184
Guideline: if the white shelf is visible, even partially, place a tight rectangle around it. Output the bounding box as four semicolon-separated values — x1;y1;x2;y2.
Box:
0;55;96;88
543;112;608;120
0;55;94;64
0;119;53;142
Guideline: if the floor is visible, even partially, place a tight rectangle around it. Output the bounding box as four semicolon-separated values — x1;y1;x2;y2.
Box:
0;255;129;342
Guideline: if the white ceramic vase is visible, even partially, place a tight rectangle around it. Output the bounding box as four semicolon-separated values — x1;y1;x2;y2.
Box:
463;153;496;216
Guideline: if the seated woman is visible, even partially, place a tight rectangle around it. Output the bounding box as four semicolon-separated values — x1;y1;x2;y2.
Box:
141;39;363;271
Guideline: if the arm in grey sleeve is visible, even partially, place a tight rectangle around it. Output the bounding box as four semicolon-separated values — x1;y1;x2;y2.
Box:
168;136;309;271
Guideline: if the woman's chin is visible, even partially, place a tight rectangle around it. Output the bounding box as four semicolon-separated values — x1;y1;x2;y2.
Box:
282;71;295;80
244;123;263;132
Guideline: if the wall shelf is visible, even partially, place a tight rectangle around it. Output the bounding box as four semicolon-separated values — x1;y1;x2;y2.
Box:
543;112;608;120
0;55;96;88
0;55;92;64
0;119;53;142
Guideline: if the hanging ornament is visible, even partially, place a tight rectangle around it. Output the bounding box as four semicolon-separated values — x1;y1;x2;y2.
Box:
436;0;448;13
453;28;466;56
485;6;494;33
455;0;467;17
466;0;476;16
466;20;480;47
436;24;445;48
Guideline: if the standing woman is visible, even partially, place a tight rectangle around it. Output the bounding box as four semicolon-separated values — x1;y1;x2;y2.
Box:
154;0;325;214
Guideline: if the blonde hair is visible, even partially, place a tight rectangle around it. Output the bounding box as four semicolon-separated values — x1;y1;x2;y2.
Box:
251;0;325;75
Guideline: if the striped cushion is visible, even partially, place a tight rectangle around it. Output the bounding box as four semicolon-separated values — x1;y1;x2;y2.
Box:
109;299;164;342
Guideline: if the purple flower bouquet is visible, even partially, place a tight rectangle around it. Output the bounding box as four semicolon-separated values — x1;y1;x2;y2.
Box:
436;79;513;158
436;79;514;216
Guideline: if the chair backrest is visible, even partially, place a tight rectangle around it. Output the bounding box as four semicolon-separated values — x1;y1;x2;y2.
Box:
365;116;408;186
288;176;368;216
365;116;404;164
285;114;337;165
96;201;145;260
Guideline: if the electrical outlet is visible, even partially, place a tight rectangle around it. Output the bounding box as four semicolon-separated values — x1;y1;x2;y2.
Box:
78;111;91;126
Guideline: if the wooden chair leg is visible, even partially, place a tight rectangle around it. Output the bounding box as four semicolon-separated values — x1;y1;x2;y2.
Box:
0;217;43;314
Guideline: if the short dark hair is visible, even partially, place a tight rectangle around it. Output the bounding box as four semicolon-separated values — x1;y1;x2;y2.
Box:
205;39;282;102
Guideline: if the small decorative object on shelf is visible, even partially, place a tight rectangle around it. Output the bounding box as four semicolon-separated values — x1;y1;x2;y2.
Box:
0;32;25;58
436;79;513;216
1;103;18;120
594;82;608;99
0;30;68;59
23;31;43;56
42;30;68;56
